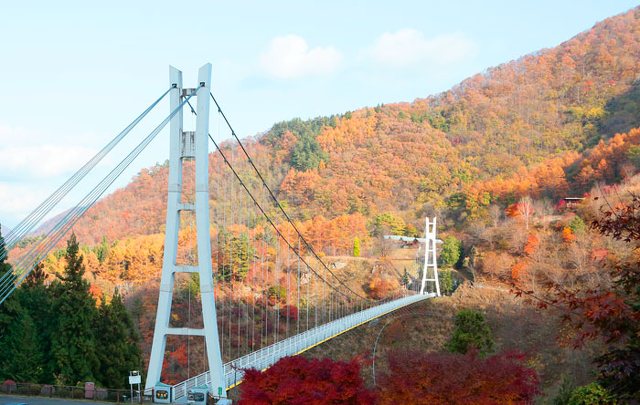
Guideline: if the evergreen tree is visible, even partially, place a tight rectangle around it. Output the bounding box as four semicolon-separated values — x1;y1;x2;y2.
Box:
440;236;462;268
50;233;99;385
439;269;454;295
0;296;43;382
96;289;141;388
217;230;253;282
20;261;55;383
401;268;410;288
353;237;361;257
446;309;494;356
0;224;12;278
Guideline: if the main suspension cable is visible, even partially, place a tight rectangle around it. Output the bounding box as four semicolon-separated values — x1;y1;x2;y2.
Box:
209;93;367;301
208;134;357;301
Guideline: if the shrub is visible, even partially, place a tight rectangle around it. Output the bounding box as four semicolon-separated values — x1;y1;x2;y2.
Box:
568;382;616;405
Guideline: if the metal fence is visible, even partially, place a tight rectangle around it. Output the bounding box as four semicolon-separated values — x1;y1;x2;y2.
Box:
0;381;151;403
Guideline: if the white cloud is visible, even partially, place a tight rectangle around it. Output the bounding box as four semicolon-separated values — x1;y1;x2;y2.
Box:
0;125;97;178
260;35;342;79
369;29;476;68
0;182;49;224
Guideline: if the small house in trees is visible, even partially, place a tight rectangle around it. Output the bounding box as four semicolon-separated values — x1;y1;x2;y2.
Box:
562;197;584;210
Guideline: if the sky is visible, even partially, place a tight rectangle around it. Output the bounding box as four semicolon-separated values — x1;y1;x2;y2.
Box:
0;0;638;229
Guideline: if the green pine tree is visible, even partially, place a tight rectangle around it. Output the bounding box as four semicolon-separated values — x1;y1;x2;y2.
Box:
440;236;462;268
445;309;494;356
353;237;361;257
0;296;43;382
19;261;55;383
401;268;410;287
50;233;99;386
0;224;12;278
439;269;454;295
96;289;141;388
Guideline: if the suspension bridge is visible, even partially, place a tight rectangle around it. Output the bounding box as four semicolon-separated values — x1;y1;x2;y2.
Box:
0;64;441;404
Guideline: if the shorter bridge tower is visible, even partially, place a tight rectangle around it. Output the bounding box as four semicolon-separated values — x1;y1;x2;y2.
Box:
419;217;440;296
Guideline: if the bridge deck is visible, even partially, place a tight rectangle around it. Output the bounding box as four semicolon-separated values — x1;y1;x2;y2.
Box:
171;293;435;402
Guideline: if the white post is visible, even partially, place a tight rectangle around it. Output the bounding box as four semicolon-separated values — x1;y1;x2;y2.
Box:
419;217;441;296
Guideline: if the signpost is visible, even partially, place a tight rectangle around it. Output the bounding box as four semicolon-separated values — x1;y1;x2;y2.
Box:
129;370;141;403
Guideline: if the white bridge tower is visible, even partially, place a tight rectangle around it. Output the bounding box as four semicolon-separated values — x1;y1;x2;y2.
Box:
145;64;226;402
419;217;440;296
383;217;441;296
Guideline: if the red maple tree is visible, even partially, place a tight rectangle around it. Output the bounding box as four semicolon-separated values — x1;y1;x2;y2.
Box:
376;349;539;404
239;356;374;404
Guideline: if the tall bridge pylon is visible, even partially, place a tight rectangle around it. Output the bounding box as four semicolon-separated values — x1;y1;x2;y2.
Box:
145;64;226;401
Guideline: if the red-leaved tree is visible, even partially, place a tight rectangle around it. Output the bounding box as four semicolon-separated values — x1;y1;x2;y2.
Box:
510;195;640;399
239;356;374;404
376;350;539;404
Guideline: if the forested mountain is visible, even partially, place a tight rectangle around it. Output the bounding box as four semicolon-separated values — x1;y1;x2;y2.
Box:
6;6;640;401
47;7;640;246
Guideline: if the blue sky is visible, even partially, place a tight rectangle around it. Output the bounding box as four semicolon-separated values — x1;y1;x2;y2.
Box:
0;1;637;228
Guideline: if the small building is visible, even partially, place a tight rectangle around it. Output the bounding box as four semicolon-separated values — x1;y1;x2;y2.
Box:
563;197;585;210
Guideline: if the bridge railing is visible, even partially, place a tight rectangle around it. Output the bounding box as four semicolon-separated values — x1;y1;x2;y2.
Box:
171;293;435;402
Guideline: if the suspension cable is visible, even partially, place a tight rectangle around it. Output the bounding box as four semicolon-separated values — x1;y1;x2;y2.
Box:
0;87;172;262
206;95;367;300
0;94;191;305
183;98;362;301
207;134;359;301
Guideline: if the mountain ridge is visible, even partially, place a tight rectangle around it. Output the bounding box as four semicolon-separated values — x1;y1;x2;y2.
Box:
35;6;640;245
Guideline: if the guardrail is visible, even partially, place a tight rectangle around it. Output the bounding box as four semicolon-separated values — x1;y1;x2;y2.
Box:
171;293;434;402
0;381;143;403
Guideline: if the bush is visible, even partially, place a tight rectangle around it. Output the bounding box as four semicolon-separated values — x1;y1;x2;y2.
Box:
568;382;616;405
365;276;399;300
568;215;587;235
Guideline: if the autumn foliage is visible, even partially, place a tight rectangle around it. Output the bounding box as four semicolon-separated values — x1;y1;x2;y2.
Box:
365;276;399;300
239;356;374;404
376;350;539;404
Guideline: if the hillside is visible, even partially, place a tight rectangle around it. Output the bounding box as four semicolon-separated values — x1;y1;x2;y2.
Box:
49;7;640;247
7;7;640;402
